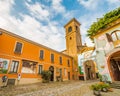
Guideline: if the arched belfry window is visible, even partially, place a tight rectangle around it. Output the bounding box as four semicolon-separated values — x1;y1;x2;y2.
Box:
68;26;72;32
111;30;120;41
76;26;78;31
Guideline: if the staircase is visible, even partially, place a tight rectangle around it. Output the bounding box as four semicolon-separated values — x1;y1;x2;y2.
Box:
110;81;120;89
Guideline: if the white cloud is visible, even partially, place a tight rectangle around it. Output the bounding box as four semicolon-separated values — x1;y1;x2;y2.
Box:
106;0;120;4
25;2;50;21
106;0;120;9
78;11;105;47
51;0;66;14
77;0;100;10
0;0;65;51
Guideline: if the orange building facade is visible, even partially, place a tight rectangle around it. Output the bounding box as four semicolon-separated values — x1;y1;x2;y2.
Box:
0;28;74;85
0;18;83;85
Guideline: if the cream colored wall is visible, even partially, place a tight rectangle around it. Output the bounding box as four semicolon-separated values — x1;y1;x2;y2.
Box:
15;78;42;85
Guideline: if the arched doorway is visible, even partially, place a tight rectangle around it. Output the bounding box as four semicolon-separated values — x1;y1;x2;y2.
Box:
84;60;96;80
49;66;54;81
109;51;120;81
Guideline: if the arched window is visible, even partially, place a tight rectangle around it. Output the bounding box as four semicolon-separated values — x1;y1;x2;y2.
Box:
76;26;78;30
111;30;120;41
68;26;72;32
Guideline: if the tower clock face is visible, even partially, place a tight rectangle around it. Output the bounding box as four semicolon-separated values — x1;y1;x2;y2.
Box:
68;26;72;32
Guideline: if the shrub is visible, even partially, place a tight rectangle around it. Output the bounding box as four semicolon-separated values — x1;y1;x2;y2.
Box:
90;84;101;91
98;74;102;82
41;70;51;83
90;83;110;91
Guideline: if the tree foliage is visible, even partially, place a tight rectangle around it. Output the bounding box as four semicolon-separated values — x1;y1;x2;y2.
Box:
87;7;120;37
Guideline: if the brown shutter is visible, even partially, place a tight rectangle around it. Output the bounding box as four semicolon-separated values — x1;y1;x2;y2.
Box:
14;42;22;53
106;33;113;42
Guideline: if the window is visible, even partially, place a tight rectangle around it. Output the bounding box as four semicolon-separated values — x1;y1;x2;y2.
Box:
68;26;72;32
76;26;78;31
40;50;44;59
10;61;19;73
59;56;62;64
111;30;120;41
51;54;54;63
22;60;37;73
38;65;43;74
14;42;22;54
67;59;70;67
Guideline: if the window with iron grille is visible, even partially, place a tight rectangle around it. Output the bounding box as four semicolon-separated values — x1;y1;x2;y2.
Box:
10;61;19;73
40;50;44;59
14;42;22;54
59;56;62;64
51;54;54;63
67;59;70;67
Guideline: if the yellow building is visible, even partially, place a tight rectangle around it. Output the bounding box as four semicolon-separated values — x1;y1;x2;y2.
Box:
63;18;83;80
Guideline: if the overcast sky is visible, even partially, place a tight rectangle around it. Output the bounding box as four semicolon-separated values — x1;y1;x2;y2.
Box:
0;0;120;51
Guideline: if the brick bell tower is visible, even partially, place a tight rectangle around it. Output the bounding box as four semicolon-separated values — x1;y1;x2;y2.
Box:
64;18;82;80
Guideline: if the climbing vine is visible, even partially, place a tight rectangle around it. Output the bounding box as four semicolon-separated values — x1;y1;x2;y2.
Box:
87;7;120;37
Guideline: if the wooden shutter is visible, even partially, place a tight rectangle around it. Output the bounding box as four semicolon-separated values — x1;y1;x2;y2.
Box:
40;50;44;59
14;42;22;53
60;57;62;64
51;54;54;62
68;59;70;67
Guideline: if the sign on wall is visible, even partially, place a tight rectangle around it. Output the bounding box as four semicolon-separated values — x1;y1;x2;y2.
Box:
0;58;9;74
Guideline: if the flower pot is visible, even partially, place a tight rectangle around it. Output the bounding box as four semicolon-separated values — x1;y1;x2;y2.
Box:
93;90;101;96
102;87;108;92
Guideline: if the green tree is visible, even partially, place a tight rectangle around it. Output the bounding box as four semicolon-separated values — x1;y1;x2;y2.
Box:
87;7;120;38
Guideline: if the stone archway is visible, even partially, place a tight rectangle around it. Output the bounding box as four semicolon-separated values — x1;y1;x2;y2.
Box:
108;51;120;81
49;66;54;81
84;60;96;80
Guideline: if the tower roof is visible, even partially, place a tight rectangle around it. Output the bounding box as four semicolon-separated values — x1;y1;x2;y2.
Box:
64;18;81;28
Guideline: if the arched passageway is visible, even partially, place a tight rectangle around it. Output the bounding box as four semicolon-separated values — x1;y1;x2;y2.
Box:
84;60;96;80
109;51;120;81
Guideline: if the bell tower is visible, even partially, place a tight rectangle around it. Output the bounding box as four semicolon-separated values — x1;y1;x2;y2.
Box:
64;18;82;55
64;18;82;80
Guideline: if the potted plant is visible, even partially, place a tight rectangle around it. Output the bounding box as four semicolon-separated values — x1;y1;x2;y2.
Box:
41;70;51;83
90;84;101;96
100;83;110;92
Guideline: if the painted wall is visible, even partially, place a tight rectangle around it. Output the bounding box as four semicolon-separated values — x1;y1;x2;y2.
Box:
94;22;120;81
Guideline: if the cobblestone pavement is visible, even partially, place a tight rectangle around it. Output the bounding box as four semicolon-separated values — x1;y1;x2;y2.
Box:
0;80;120;96
16;81;120;96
